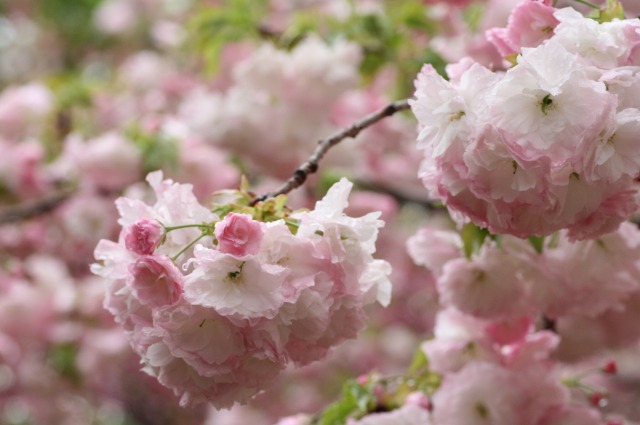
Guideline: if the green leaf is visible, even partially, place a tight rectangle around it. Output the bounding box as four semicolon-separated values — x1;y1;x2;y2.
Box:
460;223;490;258
127;127;179;174
319;380;376;425
407;347;429;374
48;342;81;383
316;170;344;198
598;0;625;22
528;236;545;254
462;2;485;33
392;2;437;34
35;0;105;68
187;0;270;73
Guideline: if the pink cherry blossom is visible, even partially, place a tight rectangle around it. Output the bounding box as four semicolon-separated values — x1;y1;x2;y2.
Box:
486;0;558;57
183;246;288;319
215;212;265;257
124;219;163;255
350;403;432;425
432;362;526;425
437;244;528;320
128;255;183;308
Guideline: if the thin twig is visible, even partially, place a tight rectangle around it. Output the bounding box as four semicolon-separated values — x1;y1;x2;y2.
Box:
353;180;445;212
250;99;411;205
0;190;74;226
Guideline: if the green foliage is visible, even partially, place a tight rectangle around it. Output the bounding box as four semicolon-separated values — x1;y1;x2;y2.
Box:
461;222;490;258
407;346;429;375
209;181;297;231
51;76;95;111
598;0;625;22
35;0;106;67
40;73;100;160
317;346;441;424
48;342;81;383
462;2;485;33
318;379;377;425
187;0;270;73
126;127;179;174
528;235;545;254
316;170;344;198
188;0;443;96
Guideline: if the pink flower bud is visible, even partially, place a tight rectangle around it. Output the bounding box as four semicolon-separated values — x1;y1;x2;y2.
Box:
405;391;432;411
215;213;264;257
124;219;163;255
602;360;617;375
128;255;183;308
485;316;531;346
589;392;606;407
356;374;369;386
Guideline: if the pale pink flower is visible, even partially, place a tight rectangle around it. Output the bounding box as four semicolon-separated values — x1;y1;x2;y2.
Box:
128;255;183;308
486;0;558;57
184;246;288;319
407;228;463;276
0;82;52;140
485;316;532;346
119;51;176;92
553;7;633;69
555;291;640;361
422;309;500;374
153;303;246;376
273;414;312;425
294;178;392;306
140;336;281;408
0;140;48;198
115;171;217;266
94;174;391;408
124;219;163;255
215;213;265;257
437;244;528;320
432;362;526;425
93;0;138;35
351;403;432;425
491;41;614;165
583;108;640;183
64;132;142;191
537;405;601;425
462;125;542;203
171;136;240;201
600;68;640;110
411;62;497;159
529;223;640;318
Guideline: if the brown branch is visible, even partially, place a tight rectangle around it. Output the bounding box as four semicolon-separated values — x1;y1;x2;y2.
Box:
250;99;411;205
0;190;74;226
353;179;445;212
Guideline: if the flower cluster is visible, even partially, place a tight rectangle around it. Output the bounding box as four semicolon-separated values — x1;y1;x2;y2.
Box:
401;216;640;424
411;2;640;239
92;172;391;408
410;223;640;323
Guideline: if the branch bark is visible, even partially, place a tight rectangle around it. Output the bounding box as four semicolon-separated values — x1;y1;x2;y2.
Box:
0;190;74;226
250;98;411;205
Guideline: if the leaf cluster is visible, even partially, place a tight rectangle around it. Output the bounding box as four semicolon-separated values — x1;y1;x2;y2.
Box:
187;0;447;97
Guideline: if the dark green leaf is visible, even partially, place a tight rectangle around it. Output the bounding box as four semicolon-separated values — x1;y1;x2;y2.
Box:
460;223;490;258
528;236;545;254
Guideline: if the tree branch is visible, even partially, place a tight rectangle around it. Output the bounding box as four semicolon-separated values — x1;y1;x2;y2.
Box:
0;190;74;226
250;99;411;205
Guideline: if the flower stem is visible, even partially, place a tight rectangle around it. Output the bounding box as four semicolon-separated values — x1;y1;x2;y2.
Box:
164;223;212;232
172;233;207;262
573;0;600;9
